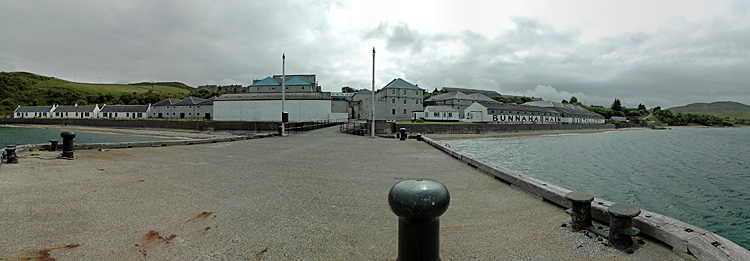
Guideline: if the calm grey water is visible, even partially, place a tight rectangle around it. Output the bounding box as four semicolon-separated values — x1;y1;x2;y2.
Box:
446;127;750;250
0;126;175;147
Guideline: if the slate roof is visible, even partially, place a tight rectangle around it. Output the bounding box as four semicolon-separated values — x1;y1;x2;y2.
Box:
175;96;206;106
467;93;498;103
425;106;459;112
481;103;561;114
250;77;280;86
382;78;423;90
356;89;372;94
441;87;500;97
100;105;150;113
54;105;98;112
216;92;332;101
14;106;55;112
283;76;313;85
197;97;216;105
153;98;181;106
426;91;473;102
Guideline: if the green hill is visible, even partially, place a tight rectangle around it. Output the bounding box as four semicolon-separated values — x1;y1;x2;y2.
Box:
668;101;750;120
0;71;194;116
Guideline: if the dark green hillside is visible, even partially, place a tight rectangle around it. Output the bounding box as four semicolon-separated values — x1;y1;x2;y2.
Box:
0;71;195;116
669;101;750;120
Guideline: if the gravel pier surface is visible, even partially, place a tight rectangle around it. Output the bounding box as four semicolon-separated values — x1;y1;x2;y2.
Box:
0;126;686;260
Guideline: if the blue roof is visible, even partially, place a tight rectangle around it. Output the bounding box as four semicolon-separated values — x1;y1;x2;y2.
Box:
383;78;423;90
283;76;312;85
356;89;372;94
251;77;280;86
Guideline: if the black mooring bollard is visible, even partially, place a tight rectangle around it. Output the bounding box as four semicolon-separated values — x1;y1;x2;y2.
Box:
608;203;641;249
389;179;450;261
61;131;76;159
399;128;407;141
416;134;423;141
49;140;58;151
5;145;18;164
565;192;594;231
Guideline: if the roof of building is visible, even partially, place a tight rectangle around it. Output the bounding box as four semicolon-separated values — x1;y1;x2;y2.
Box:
425;106;459;112
480;103;561;114
215;92;332;101
54;105;98;112
14;106;54;113
467;93;498;103
522;101;603;117
426;91;473;102
356;89;372;94
100;105;150;113
441;87;501;97
175;96;206;106
382;78;423;90
197;97;216;105
250;77;280;86
153;98;181;106
283;76;313;86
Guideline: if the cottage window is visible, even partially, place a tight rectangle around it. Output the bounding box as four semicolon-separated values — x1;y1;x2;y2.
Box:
403;90;407;95
434;112;439;117
392;99;395;104
392;109;395;114
416;99;419;104
448;112;453;117
403;109;406;115
137;113;142;117
403;99;406;104
392;89;395;95
126;113;130;117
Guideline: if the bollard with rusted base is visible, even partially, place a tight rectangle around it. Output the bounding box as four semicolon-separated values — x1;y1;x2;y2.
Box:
608;203;641;249
389;178;450;261
61;131;76;159
5;145;18;164
49;140;58;151
565;192;594;231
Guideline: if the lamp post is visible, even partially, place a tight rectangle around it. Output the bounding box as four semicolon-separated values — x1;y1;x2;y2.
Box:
282;54;286;136
371;48;375;138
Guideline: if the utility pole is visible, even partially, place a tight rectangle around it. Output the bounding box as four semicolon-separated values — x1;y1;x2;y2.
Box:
371;48;375;138
282;54;286;137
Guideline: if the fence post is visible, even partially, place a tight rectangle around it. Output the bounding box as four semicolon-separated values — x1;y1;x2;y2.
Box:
388;179;450;261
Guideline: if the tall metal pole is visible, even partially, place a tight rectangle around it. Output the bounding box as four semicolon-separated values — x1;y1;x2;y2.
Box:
371;48;375;138
282;54;286;136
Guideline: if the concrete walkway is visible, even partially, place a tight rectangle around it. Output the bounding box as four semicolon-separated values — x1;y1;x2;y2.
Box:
0;127;686;260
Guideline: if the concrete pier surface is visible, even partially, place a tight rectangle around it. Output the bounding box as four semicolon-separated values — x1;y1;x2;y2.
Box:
0;127;686;260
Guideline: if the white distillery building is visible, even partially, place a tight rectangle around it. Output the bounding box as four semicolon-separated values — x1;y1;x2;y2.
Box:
213;92;345;122
99;104;151;119
414;106;460;121
14;105;57;118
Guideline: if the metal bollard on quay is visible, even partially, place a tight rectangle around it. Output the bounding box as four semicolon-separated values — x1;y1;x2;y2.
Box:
389;179;450;261
49;139;58;151
60;131;76;159
5;145;18;164
565;192;594;231
399;128;407;141
608;204;641;249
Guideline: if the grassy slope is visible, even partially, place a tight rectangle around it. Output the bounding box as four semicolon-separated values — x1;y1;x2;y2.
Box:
668;101;750;119
34;79;192;96
1;72;194;116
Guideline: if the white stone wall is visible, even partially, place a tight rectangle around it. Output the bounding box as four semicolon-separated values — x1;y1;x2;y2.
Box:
214;100;331;122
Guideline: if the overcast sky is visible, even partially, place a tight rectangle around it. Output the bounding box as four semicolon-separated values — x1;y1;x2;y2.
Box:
1;0;748;108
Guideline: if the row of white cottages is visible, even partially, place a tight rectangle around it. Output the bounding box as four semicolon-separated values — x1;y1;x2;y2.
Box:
13;93;349;122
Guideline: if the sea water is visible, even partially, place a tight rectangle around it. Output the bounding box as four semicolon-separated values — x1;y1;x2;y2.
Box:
0;126;176;147
445;127;750;250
